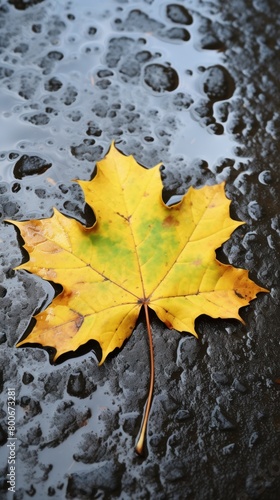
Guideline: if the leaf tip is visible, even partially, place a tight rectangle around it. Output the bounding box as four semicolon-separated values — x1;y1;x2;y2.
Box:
16;334;32;349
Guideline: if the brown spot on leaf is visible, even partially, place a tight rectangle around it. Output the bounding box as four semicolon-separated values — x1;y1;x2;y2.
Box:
75;314;84;329
163;215;179;227
45;269;57;280
192;258;202;267
165;319;173;329
116;212;131;222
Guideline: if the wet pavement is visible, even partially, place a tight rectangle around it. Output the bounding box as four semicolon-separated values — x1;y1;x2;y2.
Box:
0;0;279;498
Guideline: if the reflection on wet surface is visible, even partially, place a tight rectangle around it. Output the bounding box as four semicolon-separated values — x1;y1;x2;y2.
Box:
0;0;237;197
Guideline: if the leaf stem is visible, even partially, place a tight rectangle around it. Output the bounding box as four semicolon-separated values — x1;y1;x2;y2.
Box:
135;303;155;456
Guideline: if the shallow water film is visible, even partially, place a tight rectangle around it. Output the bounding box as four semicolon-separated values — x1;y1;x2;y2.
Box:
0;0;280;499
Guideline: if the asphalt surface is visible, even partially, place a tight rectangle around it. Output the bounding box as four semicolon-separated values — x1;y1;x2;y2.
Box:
0;0;279;498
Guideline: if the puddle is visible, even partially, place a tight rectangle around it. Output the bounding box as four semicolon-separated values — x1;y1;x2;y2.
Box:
0;0;239;188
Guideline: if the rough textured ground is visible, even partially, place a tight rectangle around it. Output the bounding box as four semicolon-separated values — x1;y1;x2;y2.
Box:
0;0;279;498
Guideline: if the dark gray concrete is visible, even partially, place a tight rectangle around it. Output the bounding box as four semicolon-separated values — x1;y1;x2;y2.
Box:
0;0;279;498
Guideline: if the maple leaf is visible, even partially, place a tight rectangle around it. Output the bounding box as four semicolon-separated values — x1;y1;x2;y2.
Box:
10;143;267;454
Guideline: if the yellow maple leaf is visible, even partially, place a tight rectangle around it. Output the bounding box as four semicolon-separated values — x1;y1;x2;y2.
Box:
10;143;267;454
